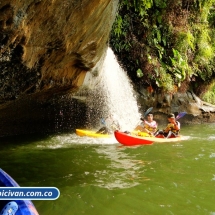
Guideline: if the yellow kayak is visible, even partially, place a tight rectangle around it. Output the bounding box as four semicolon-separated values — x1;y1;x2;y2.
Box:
75;129;111;138
130;130;151;137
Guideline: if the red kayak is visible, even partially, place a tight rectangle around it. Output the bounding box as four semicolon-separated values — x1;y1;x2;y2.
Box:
114;130;181;146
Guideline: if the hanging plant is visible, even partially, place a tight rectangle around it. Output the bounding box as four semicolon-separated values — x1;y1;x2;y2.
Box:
136;68;143;78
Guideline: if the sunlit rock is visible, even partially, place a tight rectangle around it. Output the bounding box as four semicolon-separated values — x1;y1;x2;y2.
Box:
0;0;118;136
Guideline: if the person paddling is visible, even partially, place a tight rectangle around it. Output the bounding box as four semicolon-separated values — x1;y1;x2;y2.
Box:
96;114;120;134
135;113;158;135
155;113;180;138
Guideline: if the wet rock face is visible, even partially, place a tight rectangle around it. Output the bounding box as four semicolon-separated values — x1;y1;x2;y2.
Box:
137;88;215;124
0;0;118;136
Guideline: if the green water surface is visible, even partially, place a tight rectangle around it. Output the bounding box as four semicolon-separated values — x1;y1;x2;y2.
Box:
0;124;215;215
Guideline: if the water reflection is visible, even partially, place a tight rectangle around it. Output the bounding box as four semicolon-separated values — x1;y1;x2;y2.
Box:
93;145;151;189
1;124;215;215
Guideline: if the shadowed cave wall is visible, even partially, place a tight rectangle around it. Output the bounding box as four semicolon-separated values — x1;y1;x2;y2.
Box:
0;0;118;136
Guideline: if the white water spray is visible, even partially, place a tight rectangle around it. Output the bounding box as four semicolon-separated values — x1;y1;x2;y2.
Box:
90;47;141;131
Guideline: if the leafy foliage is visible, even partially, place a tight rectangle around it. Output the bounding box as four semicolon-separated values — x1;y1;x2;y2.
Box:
202;81;215;104
110;0;215;96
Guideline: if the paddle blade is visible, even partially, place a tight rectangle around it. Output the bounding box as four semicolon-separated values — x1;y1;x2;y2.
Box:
144;107;153;118
101;118;106;125
176;112;187;120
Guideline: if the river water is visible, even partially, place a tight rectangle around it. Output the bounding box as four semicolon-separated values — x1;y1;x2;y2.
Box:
1;48;215;214
0;123;215;215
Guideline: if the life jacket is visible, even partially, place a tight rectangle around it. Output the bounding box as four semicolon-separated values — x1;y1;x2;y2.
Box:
165;121;180;134
143;121;157;132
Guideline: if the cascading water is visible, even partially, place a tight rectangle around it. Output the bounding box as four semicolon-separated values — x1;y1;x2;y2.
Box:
86;47;141;131
41;47;142;146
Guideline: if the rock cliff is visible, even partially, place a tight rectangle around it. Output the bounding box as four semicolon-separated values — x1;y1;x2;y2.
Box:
0;0;118;136
137;88;215;125
0;0;214;137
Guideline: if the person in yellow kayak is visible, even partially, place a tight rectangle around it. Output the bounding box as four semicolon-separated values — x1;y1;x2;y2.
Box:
96;114;120;134
154;113;180;138
135;113;158;136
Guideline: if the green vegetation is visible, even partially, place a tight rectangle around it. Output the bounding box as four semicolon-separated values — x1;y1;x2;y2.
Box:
202;82;215;104
110;0;215;103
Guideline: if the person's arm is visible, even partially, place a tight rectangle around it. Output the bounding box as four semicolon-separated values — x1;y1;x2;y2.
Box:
172;120;180;131
141;127;153;135
163;123;172;133
144;120;151;126
143;121;157;135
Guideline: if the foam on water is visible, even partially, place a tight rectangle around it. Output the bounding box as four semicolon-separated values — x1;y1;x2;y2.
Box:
36;134;118;149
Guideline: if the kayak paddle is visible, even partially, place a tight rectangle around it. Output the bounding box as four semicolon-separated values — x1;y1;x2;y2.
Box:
176;112;187;120
101;118;106;125
139;107;153;121
137;107;153;128
143;107;153;118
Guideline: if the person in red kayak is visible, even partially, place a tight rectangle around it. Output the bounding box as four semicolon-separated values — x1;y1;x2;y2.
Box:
155;113;180;138
135;113;158;135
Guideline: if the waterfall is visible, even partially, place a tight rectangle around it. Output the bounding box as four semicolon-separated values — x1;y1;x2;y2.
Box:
86;47;141;131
